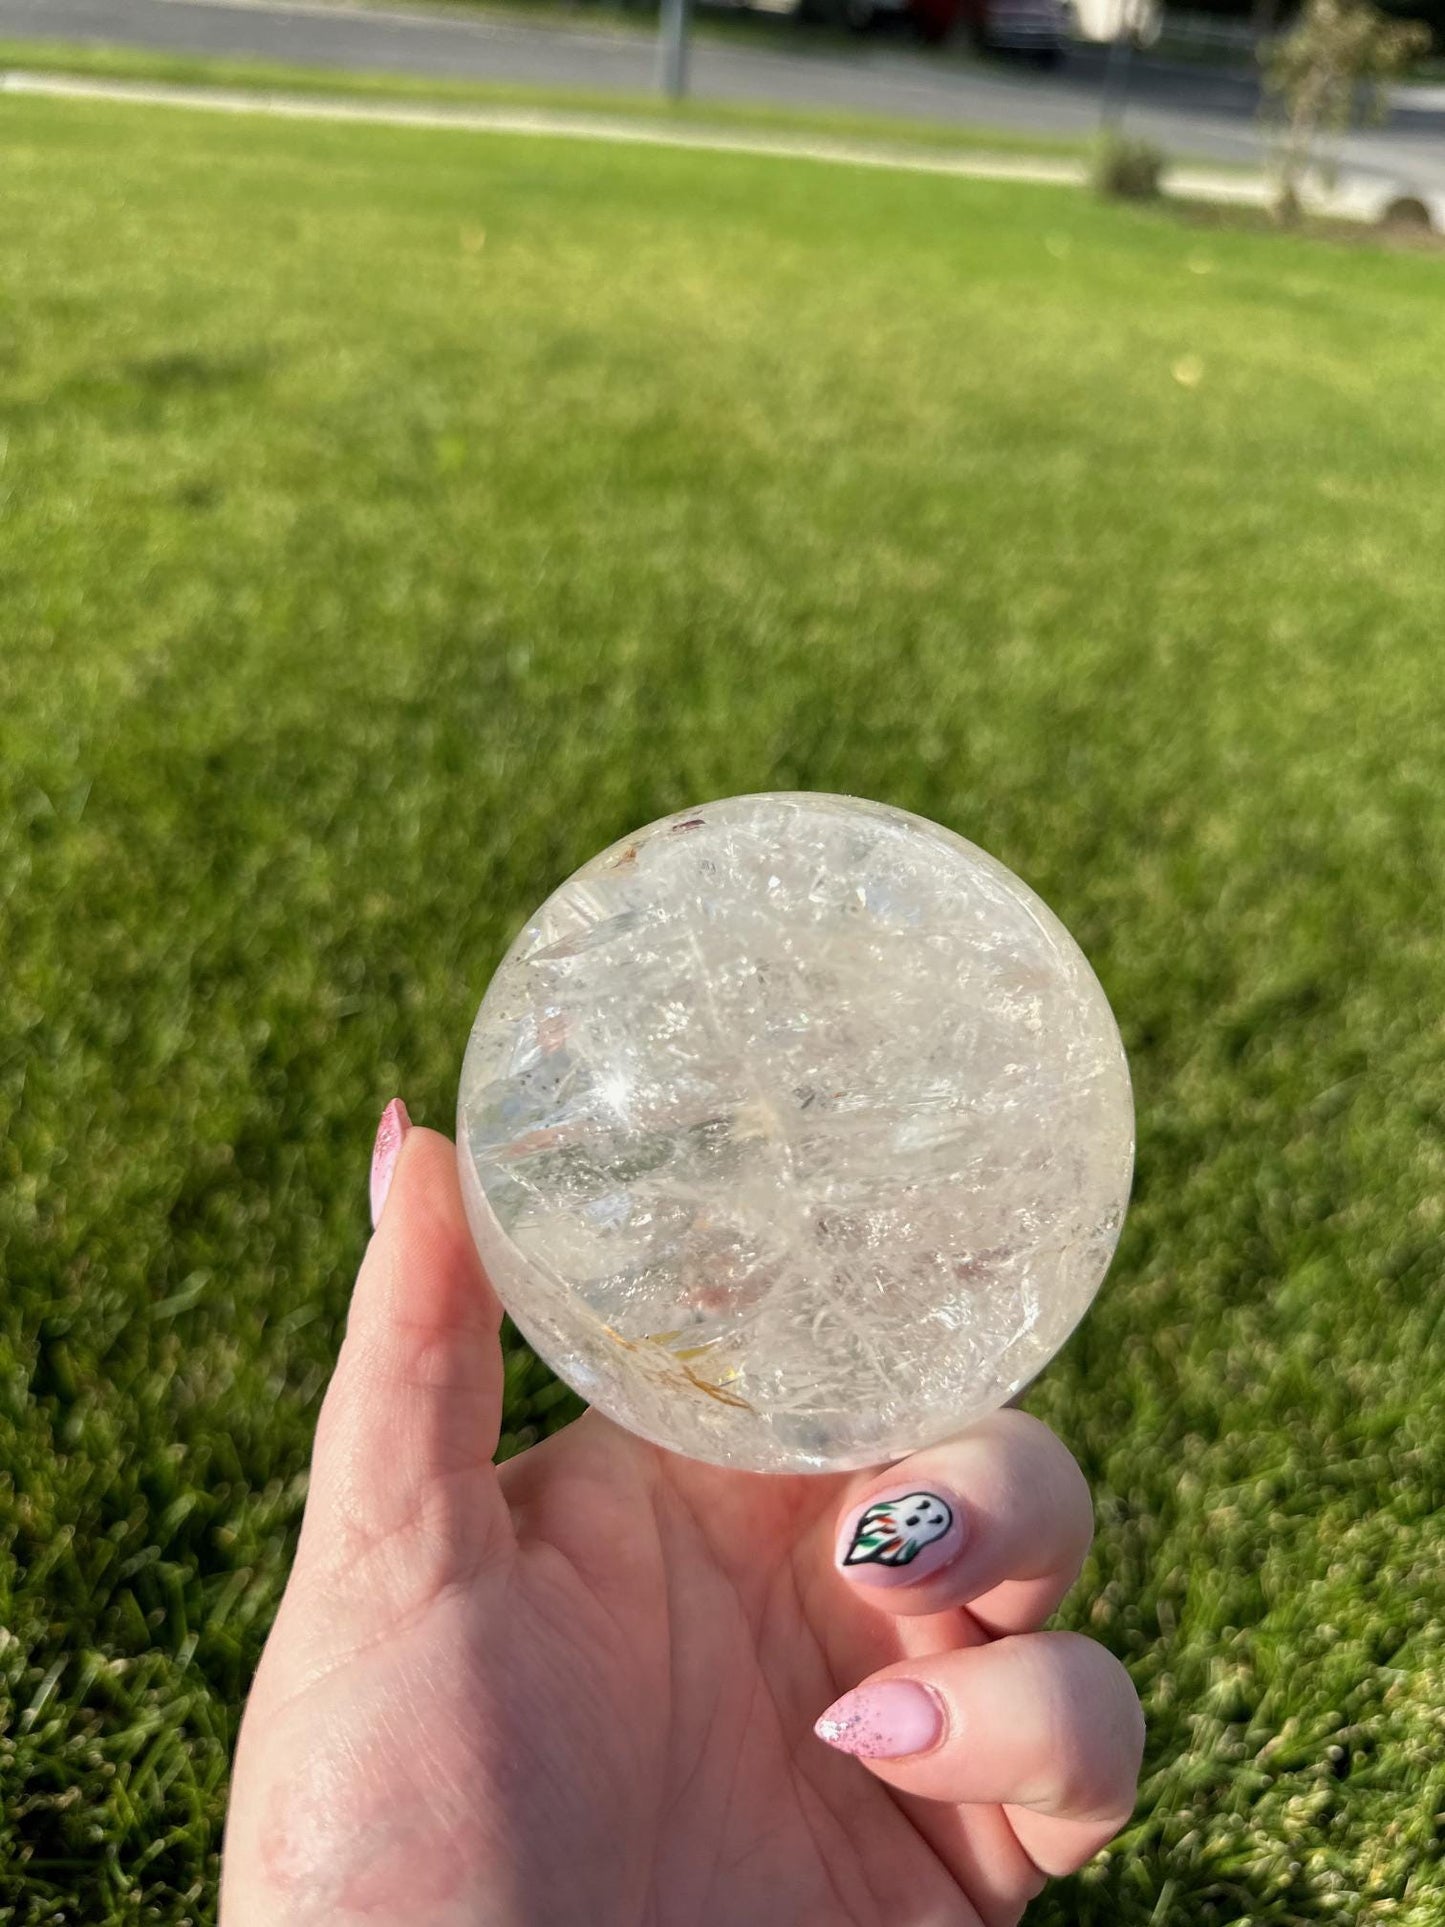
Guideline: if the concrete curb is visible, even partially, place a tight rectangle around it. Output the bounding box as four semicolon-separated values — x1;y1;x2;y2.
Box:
3;68;1435;228
0;68;1087;180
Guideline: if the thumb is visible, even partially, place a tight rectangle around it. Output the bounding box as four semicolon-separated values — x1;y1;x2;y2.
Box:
296;1103;512;1593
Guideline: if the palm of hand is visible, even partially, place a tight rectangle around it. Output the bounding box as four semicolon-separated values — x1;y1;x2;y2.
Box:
222;1130;1139;1927
239;1415;1010;1926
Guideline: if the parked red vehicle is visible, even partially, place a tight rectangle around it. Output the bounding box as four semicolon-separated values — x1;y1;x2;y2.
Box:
806;0;1070;55
944;0;1070;53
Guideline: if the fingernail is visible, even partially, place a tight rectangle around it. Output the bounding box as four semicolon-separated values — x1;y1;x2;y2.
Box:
835;1485;967;1589
814;1681;946;1760
370;1098;411;1228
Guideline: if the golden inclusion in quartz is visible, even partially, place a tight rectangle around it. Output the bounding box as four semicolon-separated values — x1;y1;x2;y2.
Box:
457;793;1134;1473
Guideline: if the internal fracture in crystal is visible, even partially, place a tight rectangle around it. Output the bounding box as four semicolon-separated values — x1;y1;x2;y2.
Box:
457;793;1134;1474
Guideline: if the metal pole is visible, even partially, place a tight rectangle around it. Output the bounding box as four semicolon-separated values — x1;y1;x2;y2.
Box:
1098;0;1136;131
657;0;693;98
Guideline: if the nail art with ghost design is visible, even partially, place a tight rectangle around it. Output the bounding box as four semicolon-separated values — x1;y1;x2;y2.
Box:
835;1489;966;1589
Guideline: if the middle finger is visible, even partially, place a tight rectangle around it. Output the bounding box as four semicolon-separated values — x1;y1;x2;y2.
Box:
829;1407;1094;1635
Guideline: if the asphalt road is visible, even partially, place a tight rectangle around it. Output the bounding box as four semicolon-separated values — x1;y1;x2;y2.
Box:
8;0;1445;191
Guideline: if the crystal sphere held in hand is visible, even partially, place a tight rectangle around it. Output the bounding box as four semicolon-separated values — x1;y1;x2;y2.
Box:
457;793;1133;1474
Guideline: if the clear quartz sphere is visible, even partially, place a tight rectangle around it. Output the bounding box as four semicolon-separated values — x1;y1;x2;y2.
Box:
458;793;1134;1474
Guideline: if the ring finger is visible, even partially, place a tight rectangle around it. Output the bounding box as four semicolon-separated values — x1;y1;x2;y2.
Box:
815;1630;1145;1879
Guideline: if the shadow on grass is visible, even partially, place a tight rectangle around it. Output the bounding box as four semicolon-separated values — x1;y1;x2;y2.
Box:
123;348;274;394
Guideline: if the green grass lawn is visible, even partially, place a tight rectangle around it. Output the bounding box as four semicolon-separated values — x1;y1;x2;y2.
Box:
2;90;1443;1926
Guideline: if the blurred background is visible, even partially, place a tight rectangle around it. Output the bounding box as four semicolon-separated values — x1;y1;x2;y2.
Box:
1;0;1443;1919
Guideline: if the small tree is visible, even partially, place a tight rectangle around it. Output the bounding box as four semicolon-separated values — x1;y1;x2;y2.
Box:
1263;0;1431;219
1092;133;1166;200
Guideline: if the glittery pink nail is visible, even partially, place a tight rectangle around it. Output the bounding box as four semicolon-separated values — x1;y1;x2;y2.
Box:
369;1098;411;1228
835;1486;966;1588
814;1681;946;1760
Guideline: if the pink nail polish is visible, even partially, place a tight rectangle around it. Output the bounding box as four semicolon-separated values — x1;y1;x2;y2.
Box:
835;1486;966;1588
814;1681;946;1760
370;1098;411;1228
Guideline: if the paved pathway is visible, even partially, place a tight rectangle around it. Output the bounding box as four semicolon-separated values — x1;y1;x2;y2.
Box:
12;65;1435;226
2;0;1445;191
8;0;1445;197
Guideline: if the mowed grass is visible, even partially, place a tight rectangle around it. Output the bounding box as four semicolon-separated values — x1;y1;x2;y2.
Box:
2;93;1443;1926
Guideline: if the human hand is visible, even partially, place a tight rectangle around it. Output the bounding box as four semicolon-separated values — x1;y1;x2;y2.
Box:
221;1107;1143;1927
